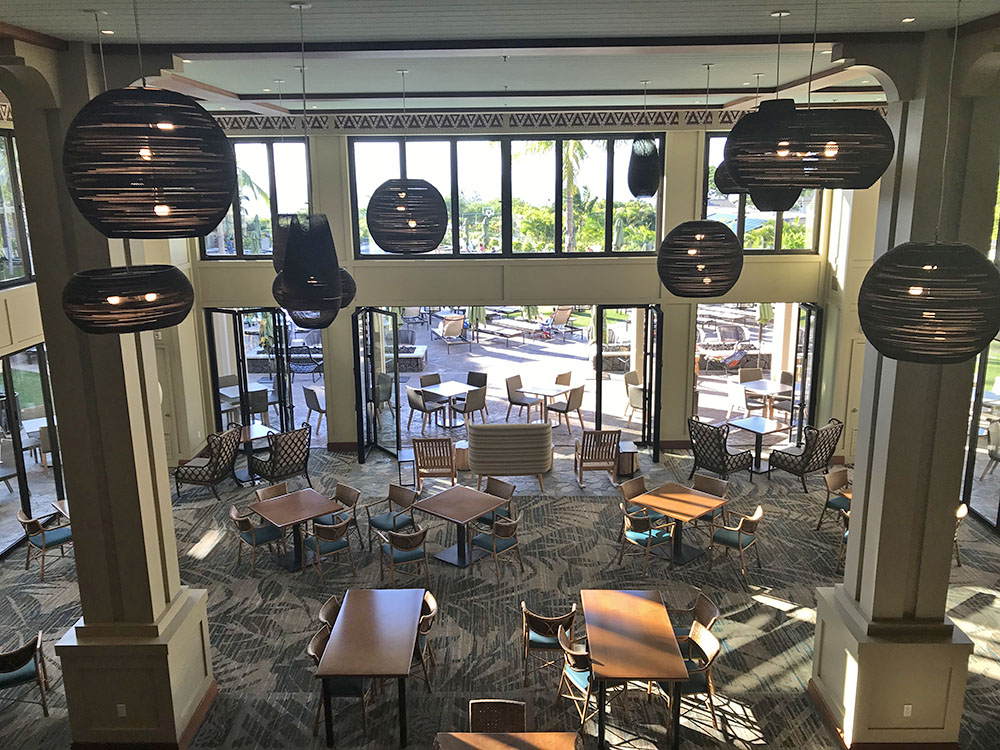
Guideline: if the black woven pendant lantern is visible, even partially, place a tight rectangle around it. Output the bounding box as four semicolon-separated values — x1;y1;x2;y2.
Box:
272;214;343;328
62;265;194;334
627;136;661;198
858;242;1000;364
62;87;236;239
724;98;895;190
748;185;802;212
366;178;448;254
714;161;747;195
339;269;357;308
658;220;744;298
287;309;338;329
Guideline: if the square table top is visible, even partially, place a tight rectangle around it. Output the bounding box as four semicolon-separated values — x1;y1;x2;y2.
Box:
415;485;506;525
619;441;638;454
519;384;571;398
316;588;424;678
581;589;687;682
423;380;478;399
248;488;341;528
728;416;789;436
630;482;726;523
434;733;580;750
21;417;51;434
239;423;277;444
51;500;70;519
219;384;268;401
740;379;793;397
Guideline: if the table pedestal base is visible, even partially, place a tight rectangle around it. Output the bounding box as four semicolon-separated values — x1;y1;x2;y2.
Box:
750;459;771;475
434;544;487;568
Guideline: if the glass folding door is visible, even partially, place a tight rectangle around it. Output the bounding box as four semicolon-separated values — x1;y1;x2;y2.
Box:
352;307;401;461
792;303;823;444
961;336;1000;529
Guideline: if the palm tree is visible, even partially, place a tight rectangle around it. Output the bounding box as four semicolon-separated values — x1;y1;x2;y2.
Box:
523;140;591;252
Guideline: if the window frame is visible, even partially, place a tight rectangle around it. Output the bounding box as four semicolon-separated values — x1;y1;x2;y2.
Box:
702;132;822;255
199;136;311;260
348;133;664;259
0;130;34;288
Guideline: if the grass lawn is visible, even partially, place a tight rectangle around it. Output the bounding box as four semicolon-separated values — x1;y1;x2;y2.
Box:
10;366;44;411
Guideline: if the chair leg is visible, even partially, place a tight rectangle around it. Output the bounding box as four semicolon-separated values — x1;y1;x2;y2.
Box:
25;543;31;571
801;475;808;493
408;410;414;429
506;403;513;422
537;475;545;491
251;545;257;572
755;541;762;568
39;549;45;582
37;672;49;717
577;410;585;431
616;538;626;565
816;506;827;530
954;538;962;567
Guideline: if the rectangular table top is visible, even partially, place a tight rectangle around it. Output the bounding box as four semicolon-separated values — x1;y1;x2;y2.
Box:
219;384;268;401
434;733;579;750
423;380;478;399
248;488;341;528
630;482;726;523
581;589;686;682
394;345;428;358
51;500;70;519
21;417;51;434
519;384;571;398
415;485;506;526
728;416;789;436
316;588;424;678
741;379;793;397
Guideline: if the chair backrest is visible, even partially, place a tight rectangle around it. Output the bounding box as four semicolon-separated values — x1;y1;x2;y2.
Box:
493;512;522;540
267;423;312;473
0;437;15;466
620;476;647;502
565;385;585;411
0;632;41;676
687;620;722;670
624;370;641;390
403;306;421;318
621;503;655;534
484;476;516;501
551;306;573;326
318;594;341;627
739;367;763;383
824;468;850;495
688;417;731;469
522;601;577;640
16;510;43;537
839;509;851;534
802;419;845;472
414;438;454;471
407;386;426;411
464;386;487;411
693;473;729;498
388;526;428;551
581;429;620;462
989;421;1000;457
218;374;238;388
691;592;721;631
255;481;289;503
335;483;361;509
228;505;254;533
397;328;416;345
303;387;323;413
375;373;394;404
738;505;764;535
555;371;572;386
314;513;352;543
248;388;269;414
39;425;52;453
505;375;522;399
420;591;439;633
388;483;419;510
557;625;590;672
206;425;242;475
467;371;487;388
442;316;465;337
779;370;794;386
306;623;331;665
627;384;644;409
420;373;442;388
468;699;527;733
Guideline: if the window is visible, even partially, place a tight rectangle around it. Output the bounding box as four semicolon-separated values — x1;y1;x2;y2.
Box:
704;133;821;254
0;132;31;284
202;138;309;258
348;134;662;258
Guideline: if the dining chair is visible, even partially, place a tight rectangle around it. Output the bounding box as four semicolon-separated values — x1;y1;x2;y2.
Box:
0;436;18;492
468;699;527;733
365;483;418;550
817;468;851;529
247;388;271;426
505;375;542;423
412;591;438;689
413;437;456;491
249;423;313;487
666;592;721;646
475;477;517;530
556;626;628;727
618;477;666;539
38;426;54;475
651;620;722;730
318;593;341;628
709;505;764;580
690;473;730;535
254;481;289;504
617;503;674;575
304;511;357;580
521;601;577;686
229;505;283;572
836;509;851;570
419;372;447;404
465;372;489;414
378;527;431;587
315;483;363;544
0;631;49;716
980;421;1000;478
450;386;487;430
555;371;572;386
954;503;968;567
406;386;447;435
306;623;373;737
625;383;645;428
469;512;524;583
17;510;72;582
303;386;327;433
573;429;620;487
548;385;585;436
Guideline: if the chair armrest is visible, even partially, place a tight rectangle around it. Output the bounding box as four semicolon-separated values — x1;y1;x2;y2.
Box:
665;606;695;615
373;529;391;546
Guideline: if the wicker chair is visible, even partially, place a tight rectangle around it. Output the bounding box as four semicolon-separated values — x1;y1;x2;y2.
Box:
304;511;357;580
652;620;722;730
0;631;49;716
521;601;577;686
768;418;844;492
573;429;620;487
378;527;431;587
306;624;373;737
412;591;438;689
229;505;283;572
289;345;323;383
365;484;417;550
249;423;312;487
709;505;763;581
174;424;242;500
687;417;752;480
468;699;527;733
617;503;674;575
17;511;72;582
413;438;455;491
469;513;524;583
817;468;851;529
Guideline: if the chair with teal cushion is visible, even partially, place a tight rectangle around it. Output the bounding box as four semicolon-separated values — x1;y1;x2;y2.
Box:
817;468;851;529
411;591;438;689
229;505;284;572
468;513;524;583
17;510;72;582
556;626;629;727
667;592;721;656
0;631;49;716
618;477;666;540
474;477;516;531
378;526;430;587
307;624;374;737
316;483;364;548
521;601;576;686
653;620;722;731
617;503;674;575
690;474;730;537
304;510;356;580
366;483;418;550
709;505;763;581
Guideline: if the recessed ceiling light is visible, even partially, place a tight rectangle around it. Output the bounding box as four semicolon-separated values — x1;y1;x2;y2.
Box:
219;106;227;110
743;81;751;86
821;49;832;54
862;79;872;84
310;105;318;109
901;17;916;23
181;58;192;63
262;88;271;92
770;10;790;18
100;29;114;35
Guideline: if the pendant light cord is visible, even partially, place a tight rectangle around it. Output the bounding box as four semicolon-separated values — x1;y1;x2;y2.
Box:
298;5;307;141
703;64;712;115
754;73;762;109
775;13;783;98
400;69;408;146
935;0;961;243
132;0;145;87
807;0;819;109
93;13;108;92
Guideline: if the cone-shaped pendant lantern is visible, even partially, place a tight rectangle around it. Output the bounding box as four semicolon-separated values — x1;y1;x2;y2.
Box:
271;214;343;329
627;135;661;198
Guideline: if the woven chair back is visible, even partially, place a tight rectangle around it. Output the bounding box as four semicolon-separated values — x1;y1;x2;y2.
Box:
484;477;516;501
693;473;729;498
306;624;332;665
493;513;522;540
267;423;311;475
468;699;527;733
335;483;361;508
522;602;576;639
414;438;453;472
620;476;647;502
803;419;844;473
255;482;288;503
688;417;730;472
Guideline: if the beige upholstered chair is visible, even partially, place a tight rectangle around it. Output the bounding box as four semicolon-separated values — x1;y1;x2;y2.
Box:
548;385;585;436
468;699;527;733
468;423;553;491
505;375;542;422
413;438;456;491
709;505;763;580
17;510;72;582
555;371;572;386
407;387;446;435
521;601;577;685
573;429;620;487
303;387;326;433
0;631;49;716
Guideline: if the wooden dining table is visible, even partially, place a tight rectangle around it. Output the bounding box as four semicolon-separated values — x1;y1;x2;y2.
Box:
434;732;580;749
628;482;727;565
316;588;424;748
581;589;687;750
414;485;506;567
247;488;341;571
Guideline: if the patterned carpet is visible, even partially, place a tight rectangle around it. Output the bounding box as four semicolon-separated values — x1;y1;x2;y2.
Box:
1;447;999;749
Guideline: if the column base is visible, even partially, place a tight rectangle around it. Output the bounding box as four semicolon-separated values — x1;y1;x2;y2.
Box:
56;587;214;749
811;586;973;748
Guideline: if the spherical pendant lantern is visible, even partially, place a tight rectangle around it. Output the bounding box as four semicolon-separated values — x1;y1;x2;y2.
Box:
366;178;448;254
724;98;895;190
627;135;661;198
858;242;1000;364
339;269;357;308
748;186;802;212
62;87;237;239
713;161;747;195
62;265;194;334
286;309;339;329
658;220;744;298
271;214;343;328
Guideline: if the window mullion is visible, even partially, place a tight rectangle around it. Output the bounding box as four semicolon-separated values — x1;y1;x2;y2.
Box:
604;139;614;253
450;140;460;256
501;138;512;256
555;139;563;254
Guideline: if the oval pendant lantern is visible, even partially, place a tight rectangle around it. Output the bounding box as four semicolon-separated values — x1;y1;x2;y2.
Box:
287;309;339;329
339;269;357;308
858;241;1000;364
627;135;661;198
272;214;343;329
62;87;237;238
62;265;194;334
366;178;449;254
714;161;747;195
748;185;802;212
657;220;744;298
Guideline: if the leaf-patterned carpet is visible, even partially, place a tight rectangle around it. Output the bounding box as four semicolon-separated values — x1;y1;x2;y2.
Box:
1;447;999;749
